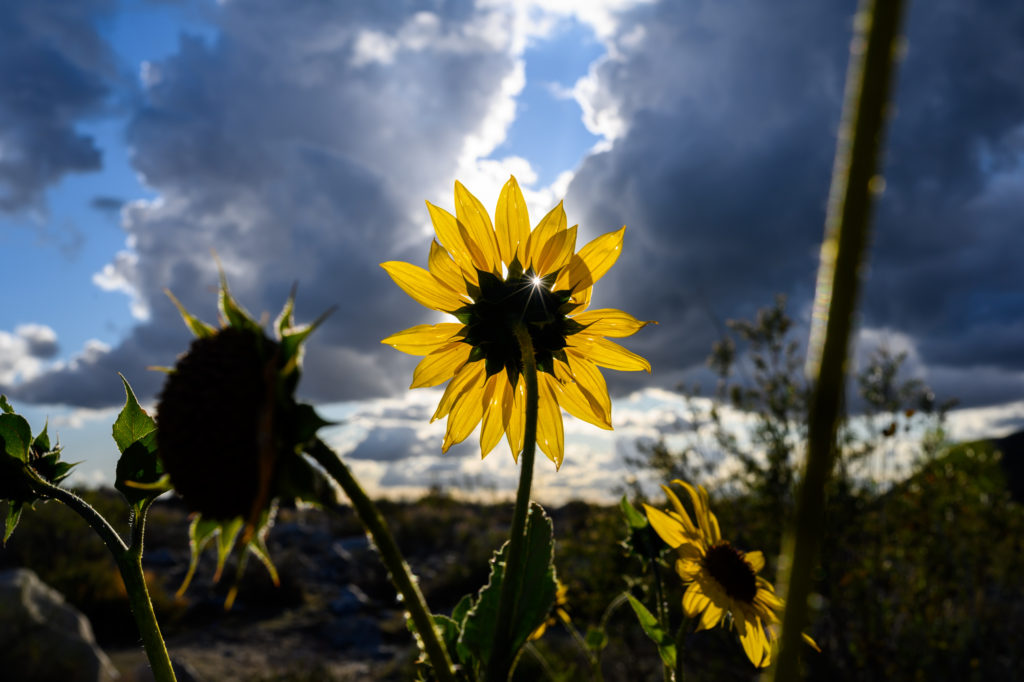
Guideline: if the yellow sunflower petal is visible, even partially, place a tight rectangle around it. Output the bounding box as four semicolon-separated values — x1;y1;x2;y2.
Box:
661;485;700;538
564;226;625;293
676;557;702;580
428;240;470;296
675;480;717;542
548;367;612;430
454;180;501;274
536;374;565;468
382;323;464;356
802;632;821;653
568;336;651;373
535;224;577;277
411;342;472;389
644;505;691;549
745;550;765;573
735;615;770;668
443;380;485;452
698;601;725;631
525;201;567;272
505;374;526;460
494;176;530;267
425;202;476;276
570;309;655;338
432;360;485;421
682;581;712;618
563;350;612;422
479;373;505;458
381;261;465;313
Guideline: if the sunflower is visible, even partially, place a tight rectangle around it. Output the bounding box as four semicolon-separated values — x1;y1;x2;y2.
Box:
644;480;818;668
381;177;653;467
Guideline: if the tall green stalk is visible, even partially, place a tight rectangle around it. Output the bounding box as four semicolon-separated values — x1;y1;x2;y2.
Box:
485;323;540;681
26;474;177;682
307;439;457;682
773;0;907;679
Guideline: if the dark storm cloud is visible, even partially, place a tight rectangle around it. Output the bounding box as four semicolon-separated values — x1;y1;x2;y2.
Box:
0;0;116;213
8;0;520;408
568;0;1024;407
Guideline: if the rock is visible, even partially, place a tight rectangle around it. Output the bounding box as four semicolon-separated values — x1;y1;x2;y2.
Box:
0;568;120;681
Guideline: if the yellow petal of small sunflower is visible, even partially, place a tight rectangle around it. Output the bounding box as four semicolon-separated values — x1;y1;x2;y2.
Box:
411;342;471;389
682;581;712;618
644;504;690;549
736;614;769;667
381;261;465;312
745;550;766;573
660;485;700;538
698;601;724;631
382;323;464;356
494;176;531;267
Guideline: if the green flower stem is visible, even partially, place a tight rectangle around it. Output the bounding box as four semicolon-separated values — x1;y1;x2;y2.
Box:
486;323;540;681
673;622;686;682
307;439;456;682
773;0;907;679
26;474;177;682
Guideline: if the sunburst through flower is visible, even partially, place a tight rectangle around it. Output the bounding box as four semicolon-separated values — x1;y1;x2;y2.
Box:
382;177;653;467
644;479;819;668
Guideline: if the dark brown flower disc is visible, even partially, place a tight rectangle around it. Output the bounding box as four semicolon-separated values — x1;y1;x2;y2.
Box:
157;327;281;520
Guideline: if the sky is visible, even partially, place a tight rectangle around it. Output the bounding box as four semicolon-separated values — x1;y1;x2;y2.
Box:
1;0;1022;502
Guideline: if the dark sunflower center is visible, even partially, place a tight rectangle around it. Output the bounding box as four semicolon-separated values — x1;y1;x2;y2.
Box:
458;266;583;383
702;542;758;604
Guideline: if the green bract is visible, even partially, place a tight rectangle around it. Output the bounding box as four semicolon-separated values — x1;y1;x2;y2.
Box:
0;395;75;543
158;271;335;604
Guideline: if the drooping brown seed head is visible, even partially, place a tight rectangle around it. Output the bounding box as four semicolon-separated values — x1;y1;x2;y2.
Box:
156;327;282;520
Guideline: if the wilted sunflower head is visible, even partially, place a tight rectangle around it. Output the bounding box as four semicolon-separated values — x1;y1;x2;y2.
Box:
156;270;335;604
381;176;654;467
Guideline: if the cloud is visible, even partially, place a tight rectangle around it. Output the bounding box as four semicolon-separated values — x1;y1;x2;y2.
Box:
0;324;60;384
0;0;117;213
8;0;530;407
562;0;1024;408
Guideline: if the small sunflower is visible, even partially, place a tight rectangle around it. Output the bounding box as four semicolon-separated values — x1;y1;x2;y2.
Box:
529;578;571;641
382;177;653;467
644;480;818;668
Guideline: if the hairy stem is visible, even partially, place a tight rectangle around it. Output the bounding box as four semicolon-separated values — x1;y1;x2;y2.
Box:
774;0;907;679
308;439;456;682
27;475;177;681
486;323;540;681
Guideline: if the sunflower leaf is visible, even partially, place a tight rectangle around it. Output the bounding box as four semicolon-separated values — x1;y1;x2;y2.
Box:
626;594;677;669
0;413;32;463
112;375;156;454
115;432;166;506
0;395;13;414
459;503;556;669
3;501;24;545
